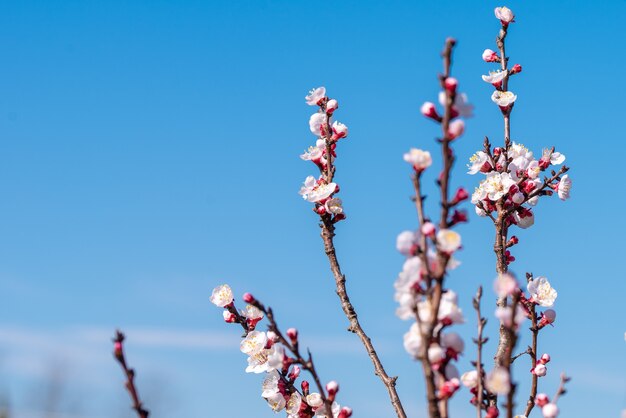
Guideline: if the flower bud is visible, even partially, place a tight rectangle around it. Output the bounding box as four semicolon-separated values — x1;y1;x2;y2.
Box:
535;393;550;407
421;101;441;120
444;77;458;93
289;365;301;380
510;64;522;74
494;6;515;25
539;309;557;327
511;192;525;204
286;327;298;343
486;406;499;418
113;341;123;360
301;380;310;394
453;187;469;202
542;403;559;418
532;363;547;377
482;49;500;62
540;353;551;364
242;292;255;304
326;380;339;395
222;310;237;323
326;99;338;114
266;331;279;342
448;119;465;140
338;407;353;418
331;121;348;140
421;222;436;238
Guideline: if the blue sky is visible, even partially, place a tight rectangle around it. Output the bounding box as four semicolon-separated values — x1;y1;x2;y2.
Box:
0;0;624;417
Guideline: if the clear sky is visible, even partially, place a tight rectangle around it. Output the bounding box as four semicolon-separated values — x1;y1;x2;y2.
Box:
0;0;624;417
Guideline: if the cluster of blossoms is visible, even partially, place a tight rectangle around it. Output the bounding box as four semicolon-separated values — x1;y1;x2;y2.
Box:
469;141;570;232
210;284;352;418
299;87;348;222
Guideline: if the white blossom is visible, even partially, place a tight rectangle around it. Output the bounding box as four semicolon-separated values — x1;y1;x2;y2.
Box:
441;332;465;354
514;209;534;229
314;401;341;417
484;172;515;201
241;304;264;321
482;70;507;84
246;344;284;373
491;90;517;107
309;113;327;136
299;176;337;202
428;344;446;363
542;403;560;418
468;151;491;174
439;92;474;117
396;230;418;255
306;393;324;408
403;322;424;358
403;148;433;171
286;392;302;415
300;139;326;161
210;284;234;307
306;87;326;106
266;391;287;411
325;197;344;214
495;305;526;329
509;142;534;170
494;6;515;23
494;273;518;297
461;370;479;388
437;229;462;253
527;277;558;307
486;367;510;395
550;152;566;165
331;121;348;139
262;370;281;398
557;174;572;200
240;331;268;355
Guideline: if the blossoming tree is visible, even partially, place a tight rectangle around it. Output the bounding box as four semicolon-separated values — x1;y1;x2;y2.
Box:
115;6;572;418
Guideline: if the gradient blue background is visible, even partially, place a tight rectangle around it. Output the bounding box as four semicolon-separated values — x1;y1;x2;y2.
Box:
0;0;624;417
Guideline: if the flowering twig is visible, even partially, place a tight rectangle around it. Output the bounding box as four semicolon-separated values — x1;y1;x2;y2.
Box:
399;37;473;418
301;88;407;418
210;285;352;417
112;330;149;418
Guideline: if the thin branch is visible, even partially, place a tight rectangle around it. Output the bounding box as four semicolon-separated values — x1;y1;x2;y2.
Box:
113;330;149;418
321;219;407;418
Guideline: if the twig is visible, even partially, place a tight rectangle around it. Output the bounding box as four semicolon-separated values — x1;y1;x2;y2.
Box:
113;330;149;418
253;300;332;413
472;286;487;418
552;373;570;404
321;219;406;418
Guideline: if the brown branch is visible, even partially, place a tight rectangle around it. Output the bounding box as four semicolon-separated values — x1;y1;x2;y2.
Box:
113;330;149;418
472;286;487;418
321;219;407;418
524;304;539;416
552;373;570;404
